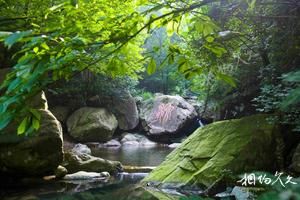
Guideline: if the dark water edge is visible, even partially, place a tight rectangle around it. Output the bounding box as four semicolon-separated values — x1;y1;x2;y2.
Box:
0;173;199;200
0;173;139;200
0;146;176;200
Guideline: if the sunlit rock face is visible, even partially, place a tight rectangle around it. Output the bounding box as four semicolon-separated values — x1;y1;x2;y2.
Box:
140;95;197;143
0;109;63;176
143;114;282;187
67;107;118;142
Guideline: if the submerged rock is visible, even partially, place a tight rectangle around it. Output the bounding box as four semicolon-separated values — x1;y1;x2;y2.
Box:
230;186;256;200
72;143;91;155
140;95;197;142
67;107;118;142
63;151;122;174
63;171;110;180
143;114;282;188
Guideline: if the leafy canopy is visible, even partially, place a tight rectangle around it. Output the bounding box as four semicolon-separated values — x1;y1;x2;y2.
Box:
0;0;262;135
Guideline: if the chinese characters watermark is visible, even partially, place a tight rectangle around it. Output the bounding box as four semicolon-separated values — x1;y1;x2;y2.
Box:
237;171;297;187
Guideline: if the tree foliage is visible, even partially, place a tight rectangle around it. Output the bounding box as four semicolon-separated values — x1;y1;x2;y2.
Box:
0;0;299;134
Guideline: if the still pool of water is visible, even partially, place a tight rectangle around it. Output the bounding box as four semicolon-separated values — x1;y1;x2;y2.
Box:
91;146;173;166
1;146;177;200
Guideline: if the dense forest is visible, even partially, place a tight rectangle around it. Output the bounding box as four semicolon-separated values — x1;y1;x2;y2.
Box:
0;0;300;200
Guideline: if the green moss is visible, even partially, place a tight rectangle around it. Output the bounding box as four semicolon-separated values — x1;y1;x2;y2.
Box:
143;114;281;188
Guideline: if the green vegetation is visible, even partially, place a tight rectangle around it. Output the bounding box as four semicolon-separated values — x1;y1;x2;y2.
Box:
0;1;300;199
0;0;299;135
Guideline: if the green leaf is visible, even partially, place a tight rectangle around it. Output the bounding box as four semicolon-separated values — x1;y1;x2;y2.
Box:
168;54;174;64
0;31;12;41
41;42;50;50
0;113;13;130
283;71;300;82
71;0;79;7
216;73;237;87
4;31;32;49
0;96;19;114
147;58;156;75
281;88;300;109
33;47;39;53
6;77;22;93
204;44;227;57
206;36;215;43
30;109;41;120
32;118;40;130
49;3;65;11
248;0;256;11
17;117;30;135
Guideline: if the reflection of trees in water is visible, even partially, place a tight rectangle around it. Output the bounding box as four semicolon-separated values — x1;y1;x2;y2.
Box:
93;147;172;166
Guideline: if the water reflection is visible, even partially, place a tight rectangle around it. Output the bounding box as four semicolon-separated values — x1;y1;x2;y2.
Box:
92;146;173;166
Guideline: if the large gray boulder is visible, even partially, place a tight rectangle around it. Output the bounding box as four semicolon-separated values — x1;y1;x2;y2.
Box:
112;92;139;131
0;109;63;176
140;95;197;142
67;107;118;142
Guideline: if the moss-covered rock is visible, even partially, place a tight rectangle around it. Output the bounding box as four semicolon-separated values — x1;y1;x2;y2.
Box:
0;109;63;176
67;107;118;142
63;151;122;174
143;114;282;188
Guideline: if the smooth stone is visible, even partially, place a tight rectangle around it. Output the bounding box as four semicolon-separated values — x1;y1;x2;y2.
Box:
55;165;68;179
72;143;91;155
230;186;256;200
63;171;110;180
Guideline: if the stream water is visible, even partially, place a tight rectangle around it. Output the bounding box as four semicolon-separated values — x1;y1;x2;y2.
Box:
92;145;173;166
1;146;177;200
